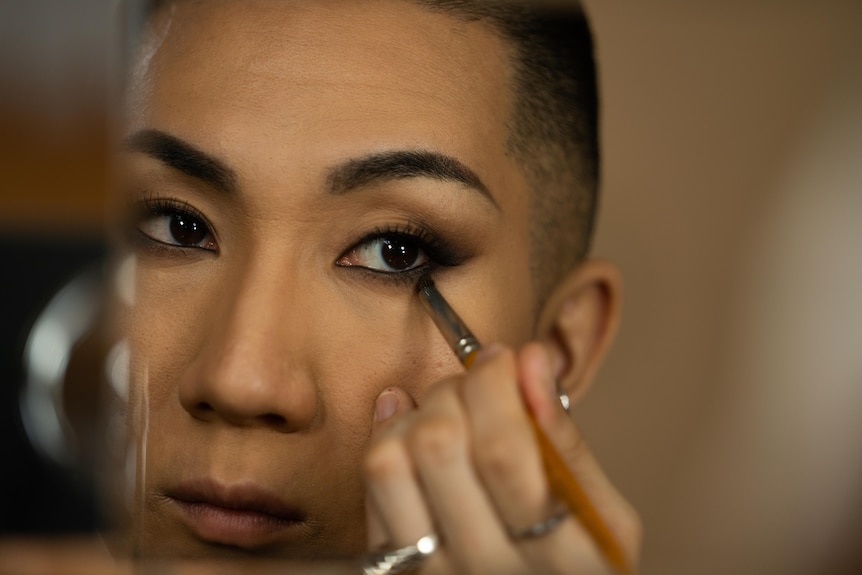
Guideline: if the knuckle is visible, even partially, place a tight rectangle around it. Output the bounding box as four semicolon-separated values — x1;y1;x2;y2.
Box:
474;430;527;477
363;437;405;482
474;431;547;506
408;417;464;464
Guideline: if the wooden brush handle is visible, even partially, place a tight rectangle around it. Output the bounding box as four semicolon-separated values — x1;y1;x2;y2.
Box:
527;414;631;574
466;349;629;573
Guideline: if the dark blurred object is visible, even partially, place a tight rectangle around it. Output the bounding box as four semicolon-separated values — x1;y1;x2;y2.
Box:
0;235;107;534
1;0;113;536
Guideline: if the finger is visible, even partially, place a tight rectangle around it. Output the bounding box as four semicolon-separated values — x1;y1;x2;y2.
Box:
409;364;524;573
364;490;387;552
364;387;433;551
459;344;557;537
460;344;598;574
370;387;417;439
519;343;643;573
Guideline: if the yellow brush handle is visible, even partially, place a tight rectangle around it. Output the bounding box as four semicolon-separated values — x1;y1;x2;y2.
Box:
527;414;631;574
464;349;630;574
419;278;629;573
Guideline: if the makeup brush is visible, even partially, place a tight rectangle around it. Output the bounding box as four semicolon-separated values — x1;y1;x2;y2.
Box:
415;275;631;574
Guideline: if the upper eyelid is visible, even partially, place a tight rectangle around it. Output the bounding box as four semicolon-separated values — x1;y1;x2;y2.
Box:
355;230;435;250
137;195;208;221
137;197;216;232
131;196;219;252
338;229;465;279
346;222;449;255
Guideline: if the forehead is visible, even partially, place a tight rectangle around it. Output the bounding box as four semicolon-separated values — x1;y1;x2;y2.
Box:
130;0;519;196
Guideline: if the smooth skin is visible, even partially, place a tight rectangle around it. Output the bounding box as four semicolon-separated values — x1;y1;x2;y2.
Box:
108;0;642;572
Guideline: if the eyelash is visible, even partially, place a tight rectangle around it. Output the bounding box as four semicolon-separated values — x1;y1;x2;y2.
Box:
124;194;217;256
340;223;465;285
123;195;466;283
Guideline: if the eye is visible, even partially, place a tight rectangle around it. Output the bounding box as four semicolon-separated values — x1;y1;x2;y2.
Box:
137;204;217;252
337;233;430;273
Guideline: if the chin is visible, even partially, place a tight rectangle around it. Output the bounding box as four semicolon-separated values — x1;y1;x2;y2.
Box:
132;512;366;562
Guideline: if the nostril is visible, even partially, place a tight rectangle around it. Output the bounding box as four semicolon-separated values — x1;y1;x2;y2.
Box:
260;413;288;429
189;401;215;420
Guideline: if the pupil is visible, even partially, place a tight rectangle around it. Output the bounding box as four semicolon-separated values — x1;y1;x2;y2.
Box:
381;238;419;270
170;213;207;246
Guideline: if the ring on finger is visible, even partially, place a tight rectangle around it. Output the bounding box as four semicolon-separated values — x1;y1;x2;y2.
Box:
508;509;570;540
361;533;439;575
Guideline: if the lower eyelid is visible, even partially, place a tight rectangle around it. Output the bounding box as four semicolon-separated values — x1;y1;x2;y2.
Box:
344;262;437;287
127;222;217;258
127;230;186;258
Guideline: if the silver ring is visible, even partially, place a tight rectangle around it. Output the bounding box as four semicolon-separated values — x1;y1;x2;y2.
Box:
509;509;570;540
361;533;439;575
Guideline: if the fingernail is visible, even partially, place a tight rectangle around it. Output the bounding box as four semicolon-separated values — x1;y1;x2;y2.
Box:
375;390;399;423
474;343;504;366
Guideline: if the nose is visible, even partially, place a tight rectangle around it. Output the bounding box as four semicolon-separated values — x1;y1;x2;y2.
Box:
178;264;318;433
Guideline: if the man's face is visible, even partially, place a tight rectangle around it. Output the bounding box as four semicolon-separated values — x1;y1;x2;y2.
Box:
120;0;536;559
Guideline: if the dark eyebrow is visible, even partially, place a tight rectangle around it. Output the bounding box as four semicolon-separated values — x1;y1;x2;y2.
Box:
326;150;498;208
122;129;239;195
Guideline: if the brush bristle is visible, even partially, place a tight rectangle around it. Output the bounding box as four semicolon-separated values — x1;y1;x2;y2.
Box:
415;274;435;294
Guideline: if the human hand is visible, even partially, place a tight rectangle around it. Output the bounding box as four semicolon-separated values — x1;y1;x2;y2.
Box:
363;342;642;574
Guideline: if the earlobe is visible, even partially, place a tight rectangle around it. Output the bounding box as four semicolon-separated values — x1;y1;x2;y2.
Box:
535;260;622;406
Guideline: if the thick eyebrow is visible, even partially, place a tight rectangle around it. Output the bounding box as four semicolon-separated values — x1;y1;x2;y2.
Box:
326;150;498;209
122;129;239;195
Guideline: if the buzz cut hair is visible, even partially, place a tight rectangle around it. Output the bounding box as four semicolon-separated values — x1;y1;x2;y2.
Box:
412;0;600;303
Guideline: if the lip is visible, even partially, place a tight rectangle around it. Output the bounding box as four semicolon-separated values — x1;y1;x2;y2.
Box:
166;478;307;549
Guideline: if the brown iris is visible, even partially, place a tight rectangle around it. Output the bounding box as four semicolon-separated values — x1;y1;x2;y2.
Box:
380;238;420;271
169;213;209;246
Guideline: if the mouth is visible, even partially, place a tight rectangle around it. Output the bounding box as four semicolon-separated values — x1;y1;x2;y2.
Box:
165;478;308;550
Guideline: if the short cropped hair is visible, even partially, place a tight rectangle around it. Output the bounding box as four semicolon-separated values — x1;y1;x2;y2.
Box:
414;1;600;304
133;0;599;306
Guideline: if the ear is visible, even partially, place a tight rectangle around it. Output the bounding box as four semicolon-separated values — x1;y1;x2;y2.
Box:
535;259;622;406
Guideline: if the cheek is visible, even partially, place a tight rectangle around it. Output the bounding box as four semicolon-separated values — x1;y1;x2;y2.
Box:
490;272;536;343
311;290;465;417
486;239;536;343
127;272;206;407
125;263;224;420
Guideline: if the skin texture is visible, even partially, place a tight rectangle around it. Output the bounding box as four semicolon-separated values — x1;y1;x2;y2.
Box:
115;0;640;570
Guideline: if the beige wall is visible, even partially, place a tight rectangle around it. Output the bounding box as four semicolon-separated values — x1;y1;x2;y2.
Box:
580;1;862;574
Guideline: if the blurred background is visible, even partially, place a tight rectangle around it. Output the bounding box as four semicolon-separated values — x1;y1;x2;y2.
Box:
581;1;862;574
0;0;113;537
1;1;860;574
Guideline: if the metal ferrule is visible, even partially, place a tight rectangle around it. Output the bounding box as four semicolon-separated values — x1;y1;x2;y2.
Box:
417;281;483;366
455;337;481;364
